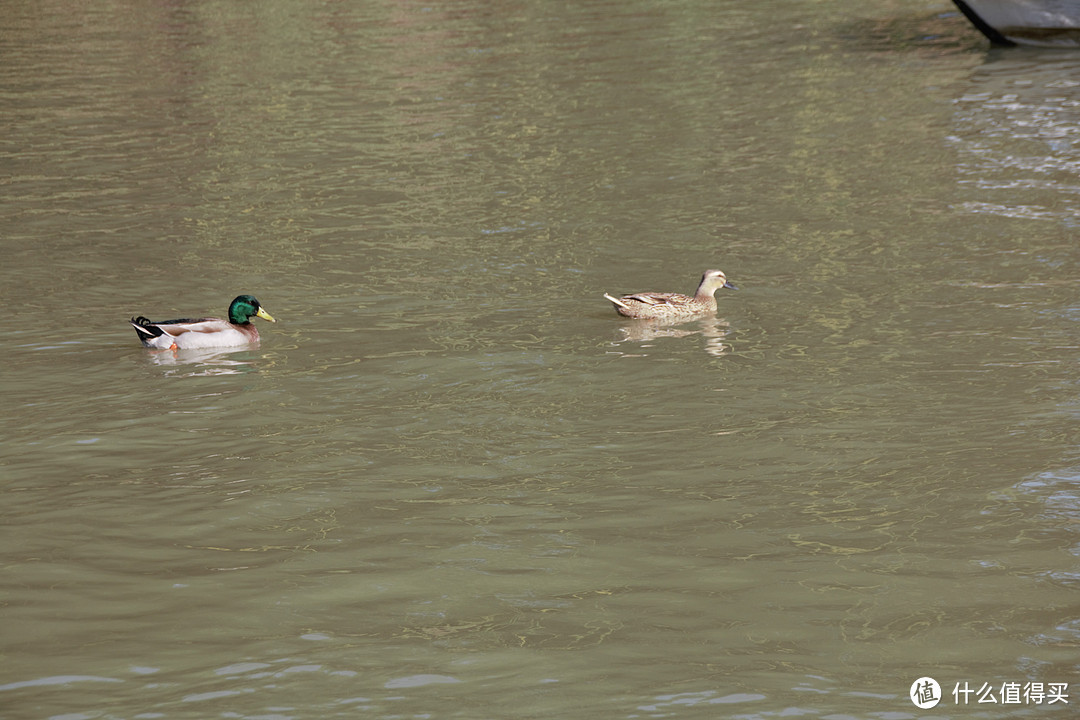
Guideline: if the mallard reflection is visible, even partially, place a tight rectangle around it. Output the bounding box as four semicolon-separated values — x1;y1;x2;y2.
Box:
142;346;262;376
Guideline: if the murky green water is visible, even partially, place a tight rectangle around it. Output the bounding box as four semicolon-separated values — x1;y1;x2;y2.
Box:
3;1;1079;718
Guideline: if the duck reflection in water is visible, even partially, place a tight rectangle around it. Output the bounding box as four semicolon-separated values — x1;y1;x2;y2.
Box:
612;315;732;358
141;346;263;377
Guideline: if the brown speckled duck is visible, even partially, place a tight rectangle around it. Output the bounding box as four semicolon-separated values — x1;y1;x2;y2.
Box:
604;269;737;321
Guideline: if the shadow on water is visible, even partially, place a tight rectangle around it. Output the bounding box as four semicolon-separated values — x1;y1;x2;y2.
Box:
835;8;991;55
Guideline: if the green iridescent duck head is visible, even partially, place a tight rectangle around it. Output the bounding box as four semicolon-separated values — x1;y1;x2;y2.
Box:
228;295;276;325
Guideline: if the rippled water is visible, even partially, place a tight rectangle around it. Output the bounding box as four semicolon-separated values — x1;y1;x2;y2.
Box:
3;1;1079;718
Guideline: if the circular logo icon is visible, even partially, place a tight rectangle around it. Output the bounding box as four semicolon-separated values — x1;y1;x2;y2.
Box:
910;677;941;709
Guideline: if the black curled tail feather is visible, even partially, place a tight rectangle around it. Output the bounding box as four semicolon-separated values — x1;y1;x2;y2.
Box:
131;316;164;339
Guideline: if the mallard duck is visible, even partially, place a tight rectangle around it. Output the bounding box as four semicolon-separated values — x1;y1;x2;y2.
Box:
130;295;276;349
604;269;737;321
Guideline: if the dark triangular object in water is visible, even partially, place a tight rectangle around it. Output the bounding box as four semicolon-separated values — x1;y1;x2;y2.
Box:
952;0;1019;46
